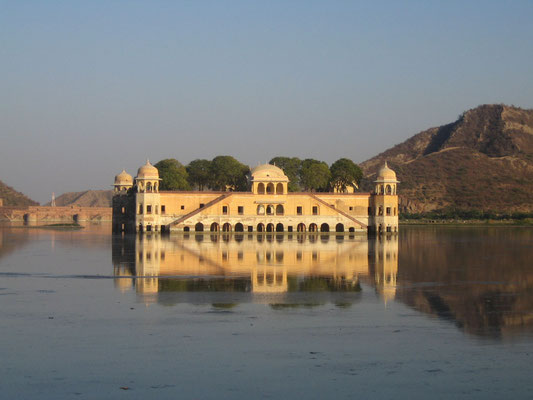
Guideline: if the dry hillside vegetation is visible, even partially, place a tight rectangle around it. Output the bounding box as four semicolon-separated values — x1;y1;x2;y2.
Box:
0;180;38;206
361;104;533;213
45;190;113;207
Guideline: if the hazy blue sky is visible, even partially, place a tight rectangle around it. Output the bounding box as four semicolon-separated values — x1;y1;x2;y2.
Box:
2;1;533;203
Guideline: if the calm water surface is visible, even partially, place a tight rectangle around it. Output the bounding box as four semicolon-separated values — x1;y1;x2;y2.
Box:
1;223;532;399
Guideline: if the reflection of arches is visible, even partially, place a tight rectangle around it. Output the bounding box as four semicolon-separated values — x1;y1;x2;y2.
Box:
266;183;274;194
276;183;284;194
235;223;244;232
386;185;391;195
257;205;265;215
320;223;330;232
195;222;204;232
266;205;274;215
276;223;284;232
309;223;318;232
222;223;232;232
257;223;265;232
297;223;306;232
335;223;344;233
276;204;284;215
257;183;265;194
266;223;275;232
210;222;219;232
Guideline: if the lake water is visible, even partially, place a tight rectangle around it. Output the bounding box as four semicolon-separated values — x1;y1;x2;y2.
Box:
1;223;532;399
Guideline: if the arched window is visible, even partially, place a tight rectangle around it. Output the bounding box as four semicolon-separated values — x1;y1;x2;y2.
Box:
257;183;265;194
184;226;190;232
297;223;306;232
195;222;204;232
276;223;284;232
386;185;392;195
276;183;284;194
266;183;274;194
335;223;344;233
210;222;219;232
266;223;275;232
266;205;274;215
349;227;355;233
320;223;330;232
235;223;244;232
276;204;284;215
309;223;318;232
257;205;265;215
257;223;265;232
222;223;232;232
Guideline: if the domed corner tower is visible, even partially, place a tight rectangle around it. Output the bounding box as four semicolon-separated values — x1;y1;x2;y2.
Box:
250;164;289;195
370;162;399;234
112;169;135;234
134;160;162;233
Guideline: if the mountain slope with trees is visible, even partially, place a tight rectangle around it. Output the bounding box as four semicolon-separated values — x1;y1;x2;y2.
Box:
0;180;39;206
360;104;533;214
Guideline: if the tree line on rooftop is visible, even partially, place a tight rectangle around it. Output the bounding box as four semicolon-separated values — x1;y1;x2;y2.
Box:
153;156;363;193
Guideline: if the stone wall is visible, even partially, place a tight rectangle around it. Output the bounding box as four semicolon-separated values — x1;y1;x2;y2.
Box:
0;205;112;222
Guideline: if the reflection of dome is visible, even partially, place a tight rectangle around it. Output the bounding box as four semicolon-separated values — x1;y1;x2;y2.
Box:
114;170;133;185
375;162;397;182
137;160;159;179
251;164;288;181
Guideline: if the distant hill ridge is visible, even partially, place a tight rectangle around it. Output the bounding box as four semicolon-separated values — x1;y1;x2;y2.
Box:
0;180;38;206
45;190;113;207
361;104;533;213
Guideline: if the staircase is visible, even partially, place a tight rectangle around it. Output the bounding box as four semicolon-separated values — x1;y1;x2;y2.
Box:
170;193;233;226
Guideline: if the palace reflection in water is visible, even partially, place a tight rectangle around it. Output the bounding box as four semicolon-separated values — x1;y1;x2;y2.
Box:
112;233;398;308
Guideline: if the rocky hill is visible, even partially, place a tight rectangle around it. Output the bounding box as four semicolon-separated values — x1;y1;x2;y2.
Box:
0;180;38;206
361;104;533;213
46;190;113;207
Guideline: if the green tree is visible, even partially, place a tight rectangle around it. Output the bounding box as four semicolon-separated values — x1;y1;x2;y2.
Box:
300;159;331;192
269;156;302;191
186;159;212;190
209;156;250;191
329;158;363;192
154;159;190;191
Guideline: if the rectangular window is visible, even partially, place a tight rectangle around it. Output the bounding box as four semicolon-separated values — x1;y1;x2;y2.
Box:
222;206;228;215
349;206;353;211
138;204;143;214
147;205;152;214
161;205;166;214
386;207;391;216
181;205;185;210
199;203;205;208
248;226;253;232
288;226;293;232
297;206;302;215
238;206;244;215
312;206;318;215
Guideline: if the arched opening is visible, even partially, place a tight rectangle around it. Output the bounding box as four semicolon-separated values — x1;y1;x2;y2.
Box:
195;222;204;232
335;223;344;233
266;223;275;232
210;222;219;232
235;223;244;232
266;205;274;215
309;223;318;232
183;226;190;232
276;223;284;232
257;205;265;215
257;183;265;194
222;223;232;232
276;183;284;194
266;183;274;194
276;204;284;215
386;185;392;195
146;182;152;192
349;227;355;233
320;223;330;232
257;223;265;232
297;223;306;232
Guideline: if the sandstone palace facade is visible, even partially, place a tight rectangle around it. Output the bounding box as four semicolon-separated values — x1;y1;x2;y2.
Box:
112;161;399;234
